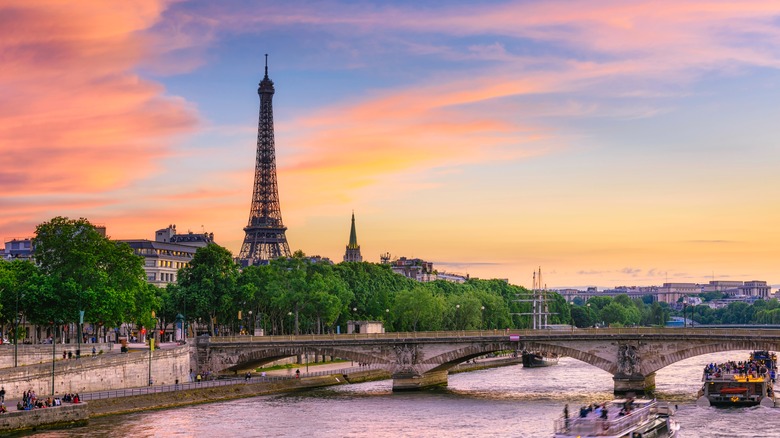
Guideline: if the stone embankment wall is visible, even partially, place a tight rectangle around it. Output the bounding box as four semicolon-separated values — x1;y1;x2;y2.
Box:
87;375;344;417
0;343;113;368
0;345;191;400
0;403;88;433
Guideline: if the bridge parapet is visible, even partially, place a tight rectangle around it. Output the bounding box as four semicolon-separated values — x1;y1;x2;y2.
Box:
200;328;780;394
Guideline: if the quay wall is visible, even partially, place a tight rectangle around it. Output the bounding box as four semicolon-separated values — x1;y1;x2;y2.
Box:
87;375;344;417
0;345;191;400
0;343;113;368
0;403;88;433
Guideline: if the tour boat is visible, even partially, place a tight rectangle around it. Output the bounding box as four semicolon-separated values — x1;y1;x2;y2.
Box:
553;398;679;438
696;350;776;408
522;351;559;368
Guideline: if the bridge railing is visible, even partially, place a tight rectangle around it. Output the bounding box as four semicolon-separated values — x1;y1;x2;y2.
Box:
207;327;780;343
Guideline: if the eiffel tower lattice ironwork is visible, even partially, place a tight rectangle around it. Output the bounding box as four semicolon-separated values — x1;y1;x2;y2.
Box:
239;54;291;265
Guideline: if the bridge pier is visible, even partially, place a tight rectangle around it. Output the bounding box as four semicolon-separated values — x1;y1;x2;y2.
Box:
392;370;448;391
613;372;655;397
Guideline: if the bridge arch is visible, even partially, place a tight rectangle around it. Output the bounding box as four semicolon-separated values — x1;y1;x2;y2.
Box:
213;346;390;372
642;340;780;376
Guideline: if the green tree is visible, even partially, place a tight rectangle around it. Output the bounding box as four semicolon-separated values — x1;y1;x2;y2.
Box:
177;243;240;336
570;305;595;328
32;217;147;333
392;285;444;331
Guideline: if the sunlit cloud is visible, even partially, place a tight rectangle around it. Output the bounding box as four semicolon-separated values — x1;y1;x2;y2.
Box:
0;0;200;238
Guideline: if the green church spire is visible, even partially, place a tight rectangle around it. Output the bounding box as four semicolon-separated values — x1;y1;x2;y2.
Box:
348;211;359;249
343;211;363;262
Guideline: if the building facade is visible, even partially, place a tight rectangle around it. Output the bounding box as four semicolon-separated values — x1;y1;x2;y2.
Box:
122;225;215;287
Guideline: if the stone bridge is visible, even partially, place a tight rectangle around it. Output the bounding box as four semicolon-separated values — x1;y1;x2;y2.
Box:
196;327;780;393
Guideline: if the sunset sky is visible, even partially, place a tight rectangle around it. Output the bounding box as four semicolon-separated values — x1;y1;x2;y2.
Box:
2;0;779;289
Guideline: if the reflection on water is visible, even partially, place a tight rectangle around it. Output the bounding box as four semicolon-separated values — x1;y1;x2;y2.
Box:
25;351;780;438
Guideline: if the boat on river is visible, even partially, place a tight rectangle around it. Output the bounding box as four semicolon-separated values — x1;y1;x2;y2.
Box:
553;398;679;438
522;351;559;368
696;350;777;408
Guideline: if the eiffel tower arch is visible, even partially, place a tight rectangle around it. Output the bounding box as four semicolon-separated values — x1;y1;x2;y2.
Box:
239;55;291;265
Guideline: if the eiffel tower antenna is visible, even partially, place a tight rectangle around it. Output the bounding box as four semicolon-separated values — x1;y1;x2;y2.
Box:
238;54;291;265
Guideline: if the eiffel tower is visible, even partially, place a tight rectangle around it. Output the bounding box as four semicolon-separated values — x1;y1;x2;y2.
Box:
238;55;291;265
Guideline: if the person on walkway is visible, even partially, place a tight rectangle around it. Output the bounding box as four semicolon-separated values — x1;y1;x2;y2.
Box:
295;369;300;378
196;373;202;383
0;386;5;403
92;346;96;356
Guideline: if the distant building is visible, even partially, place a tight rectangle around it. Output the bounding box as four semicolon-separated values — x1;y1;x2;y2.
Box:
121;225;216;287
559;280;772;305
386;256;436;282
380;255;468;283
1;237;34;261
741;281;771;299
557;286;657;303
656;283;701;303
343;212;363;262
307;255;334;265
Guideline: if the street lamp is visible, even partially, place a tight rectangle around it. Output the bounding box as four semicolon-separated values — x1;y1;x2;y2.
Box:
13;291;24;368
148;311;156;386
51;320;59;395
287;311;293;335
455;304;461;330
481;306;486;329
77;310;84;359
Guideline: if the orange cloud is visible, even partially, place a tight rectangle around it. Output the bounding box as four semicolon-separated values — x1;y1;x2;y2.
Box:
0;0;198;197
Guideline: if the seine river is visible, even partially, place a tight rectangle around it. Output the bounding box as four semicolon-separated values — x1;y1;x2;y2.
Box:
26;350;780;437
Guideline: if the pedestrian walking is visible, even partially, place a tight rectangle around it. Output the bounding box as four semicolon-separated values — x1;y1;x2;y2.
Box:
0;386;5;403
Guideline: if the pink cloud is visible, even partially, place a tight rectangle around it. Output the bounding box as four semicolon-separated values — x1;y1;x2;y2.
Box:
0;0;199;198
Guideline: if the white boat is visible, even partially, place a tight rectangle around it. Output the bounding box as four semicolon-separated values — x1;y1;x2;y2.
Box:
553;398;679;438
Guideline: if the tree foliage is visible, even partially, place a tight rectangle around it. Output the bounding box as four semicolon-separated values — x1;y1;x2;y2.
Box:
31;216;147;326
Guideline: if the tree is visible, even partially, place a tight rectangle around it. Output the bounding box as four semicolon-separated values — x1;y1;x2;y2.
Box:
392;285;444;331
570;305;595;328
0;260;47;339
32;217;147;334
177;243;240;336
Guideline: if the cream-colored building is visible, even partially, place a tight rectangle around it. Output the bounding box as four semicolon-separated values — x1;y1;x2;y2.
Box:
122;225;215;287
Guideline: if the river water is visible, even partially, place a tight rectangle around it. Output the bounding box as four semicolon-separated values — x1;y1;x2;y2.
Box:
25;350;780;437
